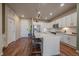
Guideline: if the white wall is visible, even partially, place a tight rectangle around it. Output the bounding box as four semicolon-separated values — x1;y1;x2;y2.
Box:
5;5;20;46
7;17;16;44
14;15;20;39
20;19;31;37
0;3;3;55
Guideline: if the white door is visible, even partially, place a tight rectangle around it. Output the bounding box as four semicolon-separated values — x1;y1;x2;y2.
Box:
20;19;29;37
7;17;16;44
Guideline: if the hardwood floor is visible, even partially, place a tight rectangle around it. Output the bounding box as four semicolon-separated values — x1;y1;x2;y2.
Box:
2;38;79;56
3;37;32;56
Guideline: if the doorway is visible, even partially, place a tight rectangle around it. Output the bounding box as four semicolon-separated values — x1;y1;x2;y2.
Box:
20;19;30;37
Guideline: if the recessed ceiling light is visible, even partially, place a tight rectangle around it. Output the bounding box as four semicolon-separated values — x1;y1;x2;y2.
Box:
49;13;53;16
21;15;24;17
60;3;64;7
37;11;40;14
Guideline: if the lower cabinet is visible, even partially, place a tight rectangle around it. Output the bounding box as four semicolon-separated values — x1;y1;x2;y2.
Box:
68;36;77;48
61;35;77;48
61;35;69;44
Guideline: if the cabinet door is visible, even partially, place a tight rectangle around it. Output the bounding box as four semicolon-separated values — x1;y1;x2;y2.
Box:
71;12;77;26
59;17;66;28
65;14;71;27
62;35;69;43
68;36;77;47
59;19;62;28
59;18;63;28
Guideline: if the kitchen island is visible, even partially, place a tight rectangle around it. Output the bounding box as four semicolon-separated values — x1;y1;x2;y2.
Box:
34;32;62;56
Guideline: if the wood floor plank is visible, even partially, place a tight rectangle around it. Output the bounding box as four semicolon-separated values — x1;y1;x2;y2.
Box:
3;37;32;56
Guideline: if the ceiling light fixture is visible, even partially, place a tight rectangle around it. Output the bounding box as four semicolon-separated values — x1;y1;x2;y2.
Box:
49;13;53;16
37;11;40;14
60;3;64;7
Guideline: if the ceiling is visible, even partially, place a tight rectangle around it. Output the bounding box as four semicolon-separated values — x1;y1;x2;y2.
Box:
7;3;76;21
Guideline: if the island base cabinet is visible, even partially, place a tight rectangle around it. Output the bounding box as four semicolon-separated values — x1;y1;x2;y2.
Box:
42;34;61;56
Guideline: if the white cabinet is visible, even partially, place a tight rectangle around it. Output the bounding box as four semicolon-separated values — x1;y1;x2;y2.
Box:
62;35;69;44
43;33;61;56
65;12;77;27
52;12;77;48
58;12;77;28
68;36;77;47
61;35;77;48
71;12;77;26
58;19;62;28
50;17;66;28
65;14;72;27
59;17;66;28
51;12;77;28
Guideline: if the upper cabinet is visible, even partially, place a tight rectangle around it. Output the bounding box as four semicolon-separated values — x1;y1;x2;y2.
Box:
65;12;77;27
65;14;72;27
50;12;77;28
59;17;66;28
71;12;77;27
